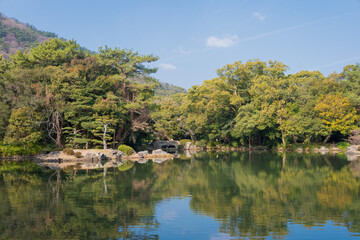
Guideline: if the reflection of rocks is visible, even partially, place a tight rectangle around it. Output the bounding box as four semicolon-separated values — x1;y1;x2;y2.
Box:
296;148;303;153
138;151;149;157
152;158;169;164
318;147;330;154
349;160;360;177
184;150;192;158
137;159;150;164
38;160;124;170
345;145;360;161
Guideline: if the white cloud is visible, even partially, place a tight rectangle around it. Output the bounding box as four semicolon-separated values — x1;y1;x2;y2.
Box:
178;46;192;55
254;12;265;21
206;35;239;48
159;63;176;71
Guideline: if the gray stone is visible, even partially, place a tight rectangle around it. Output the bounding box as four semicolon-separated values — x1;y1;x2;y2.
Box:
138;150;149;157
84;152;108;161
109;150;125;159
318;146;330;153
152;149;169;155
184;142;192;150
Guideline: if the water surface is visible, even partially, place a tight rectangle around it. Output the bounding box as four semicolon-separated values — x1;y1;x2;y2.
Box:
1;152;360;239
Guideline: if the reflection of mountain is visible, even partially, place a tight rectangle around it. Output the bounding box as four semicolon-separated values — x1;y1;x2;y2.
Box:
0;152;359;239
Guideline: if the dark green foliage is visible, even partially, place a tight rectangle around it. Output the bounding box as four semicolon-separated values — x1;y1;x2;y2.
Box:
0;142;42;156
337;142;351;149
63;148;74;155
74;152;82;158
118;145;135;155
179;139;192;145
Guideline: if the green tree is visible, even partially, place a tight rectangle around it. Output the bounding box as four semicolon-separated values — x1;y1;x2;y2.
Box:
315;94;357;143
4;107;42;147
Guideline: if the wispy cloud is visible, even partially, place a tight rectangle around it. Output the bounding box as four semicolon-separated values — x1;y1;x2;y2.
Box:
178;46;193;55
206;35;239;48
314;56;360;70
159;63;177;71
253;12;265;21
239;13;353;43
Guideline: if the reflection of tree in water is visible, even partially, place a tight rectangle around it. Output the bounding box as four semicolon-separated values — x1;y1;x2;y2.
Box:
0;152;360;239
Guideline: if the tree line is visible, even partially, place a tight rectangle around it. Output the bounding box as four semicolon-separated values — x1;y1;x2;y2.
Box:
152;60;360;148
0;38;359;153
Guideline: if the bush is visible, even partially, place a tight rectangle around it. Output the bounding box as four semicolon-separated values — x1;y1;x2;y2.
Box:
63;148;74;155
179;139;192;145
231;141;239;147
0;142;42;156
195;140;207;148
337;142;350;149
74;152;82;158
118;145;135;156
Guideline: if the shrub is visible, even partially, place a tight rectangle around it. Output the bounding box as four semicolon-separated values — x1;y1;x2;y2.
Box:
63;148;74;155
231;141;239;147
74;152;82;158
0;142;42;156
179;139;192;145
118;145;135;156
337;142;351;149
195;140;207;147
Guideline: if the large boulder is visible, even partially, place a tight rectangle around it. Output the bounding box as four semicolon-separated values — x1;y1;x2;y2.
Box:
138;150;149;157
152;149;168;155
318;146;330;154
184;142;192;150
84;152;108;161
109;150;125;159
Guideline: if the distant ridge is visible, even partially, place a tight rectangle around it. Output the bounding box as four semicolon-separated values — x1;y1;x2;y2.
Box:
0;13;185;95
155;82;187;96
0;13;56;58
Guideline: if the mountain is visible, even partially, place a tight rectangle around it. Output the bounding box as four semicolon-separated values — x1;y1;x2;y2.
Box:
0;13;185;95
0;13;56;58
155;82;187;96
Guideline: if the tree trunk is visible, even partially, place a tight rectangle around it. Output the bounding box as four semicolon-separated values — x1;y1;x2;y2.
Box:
323;134;331;144
103;124;108;149
249;134;252;149
281;130;286;147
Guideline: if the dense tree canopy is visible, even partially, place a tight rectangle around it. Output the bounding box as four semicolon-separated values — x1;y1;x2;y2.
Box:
0;39;360;152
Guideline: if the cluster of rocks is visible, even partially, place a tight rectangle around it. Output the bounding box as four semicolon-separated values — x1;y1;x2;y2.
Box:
123;149;174;162
38;148;175;164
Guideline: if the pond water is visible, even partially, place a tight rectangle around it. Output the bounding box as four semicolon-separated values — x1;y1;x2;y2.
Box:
1;151;360;239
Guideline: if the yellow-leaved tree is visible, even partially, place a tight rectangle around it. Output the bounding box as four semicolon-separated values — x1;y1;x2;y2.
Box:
314;94;357;143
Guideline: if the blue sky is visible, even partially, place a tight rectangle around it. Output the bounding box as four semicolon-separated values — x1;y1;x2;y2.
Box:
0;0;359;89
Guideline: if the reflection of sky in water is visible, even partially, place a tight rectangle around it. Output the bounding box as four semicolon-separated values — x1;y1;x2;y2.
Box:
121;197;360;240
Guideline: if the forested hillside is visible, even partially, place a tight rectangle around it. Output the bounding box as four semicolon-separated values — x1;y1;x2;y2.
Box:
154;82;186;96
0;13;56;58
